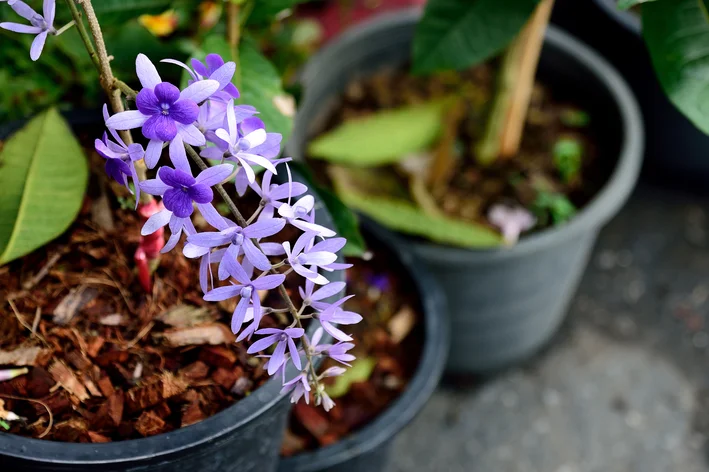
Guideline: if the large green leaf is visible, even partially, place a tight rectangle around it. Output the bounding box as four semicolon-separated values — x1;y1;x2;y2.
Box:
196;35;293;140
643;0;709;135
308;101;448;167
412;0;540;74
0;109;88;265
330;167;502;248
92;0;173;24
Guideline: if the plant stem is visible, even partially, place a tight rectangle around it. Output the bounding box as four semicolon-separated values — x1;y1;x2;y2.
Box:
226;0;242;89
54;20;76;36
70;0;150;201
475;0;555;165
63;0;99;70
184;143;321;387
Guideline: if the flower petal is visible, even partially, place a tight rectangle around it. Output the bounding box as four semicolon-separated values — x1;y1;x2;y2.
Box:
154;82;180;104
312;282;346;301
210;61;236;89
136;53;162;89
168;134;190;172
251;274;285;290
242;239;270;271
244;218;285;239
144;139;163;168
170;99;199;125
197;202;228;230
141;209;171;235
247;334;279;354
177;123;206;146
267;341;286;375
195;164;233;187
140;178;169;196
163;188;194;218
188;231;231;248
105;110;148;131
180;79;219;103
144;114;177;142
0;22;41;34
203;285;241;302
10;1;37;22
136;88;160;115
43;0;55;26
187;183;213;204
231;296;250;334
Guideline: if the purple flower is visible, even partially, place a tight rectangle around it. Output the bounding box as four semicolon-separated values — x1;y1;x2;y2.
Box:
317;388;335;412
184;217;285;272
281;372;310;404
163;54;240;99
105;54;219;168
309;327;355;366
250;170;307;220
284;232;338;285
300;280;346;310
204;256;285;337
140;164;232;251
200;99;279;183
278;195;336;237
95;105;144;206
317;295;361;342
488;204;536;245
248;327;304;375
1;0;55;61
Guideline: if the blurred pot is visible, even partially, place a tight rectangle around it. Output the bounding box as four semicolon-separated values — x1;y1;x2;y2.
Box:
288;10;643;373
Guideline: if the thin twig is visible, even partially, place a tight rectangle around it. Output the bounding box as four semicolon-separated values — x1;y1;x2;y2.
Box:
7;299;48;346
23;250;65;291
62;0;99;70
0;394;53;438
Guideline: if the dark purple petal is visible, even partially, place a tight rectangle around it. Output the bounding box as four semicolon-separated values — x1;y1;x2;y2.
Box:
223;83;240;99
127;143;144;162
136;88;161;115
166;168;196;188
205;53;225;72
191;58;208;77
105;159;130;184
154;82;180;105
163;188;194;218
170;99;199;124
142;114;177;141
186;183;213;204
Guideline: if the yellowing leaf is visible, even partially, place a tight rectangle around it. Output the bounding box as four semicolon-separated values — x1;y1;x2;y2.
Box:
326;357;377;399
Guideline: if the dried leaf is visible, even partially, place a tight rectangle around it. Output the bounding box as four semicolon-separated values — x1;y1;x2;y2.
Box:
49;361;89;401
0;346;48;366
161;323;235;347
53;286;98;325
99;314;125;326
157;305;216;328
293;402;329;439
388;305;416;344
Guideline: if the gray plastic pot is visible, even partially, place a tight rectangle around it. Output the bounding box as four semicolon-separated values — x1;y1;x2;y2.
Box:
287;9;643;373
554;0;709;184
0;124;341;471
278;221;449;472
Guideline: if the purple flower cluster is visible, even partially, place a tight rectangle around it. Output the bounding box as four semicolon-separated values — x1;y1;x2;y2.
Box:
98;54;360;411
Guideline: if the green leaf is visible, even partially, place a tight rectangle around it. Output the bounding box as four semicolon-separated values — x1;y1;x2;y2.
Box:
330;167;502;248
0;109;88;265
552;137;583;183
195;35;293;140
643;0;709;135
308;101;448;167
532;190;577;225
412;0;540;74
288;161;366;257
618;0;657;10
326;357;377;399
92;0;173;24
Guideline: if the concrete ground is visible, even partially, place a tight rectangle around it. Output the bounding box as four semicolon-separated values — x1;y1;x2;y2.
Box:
391;183;709;472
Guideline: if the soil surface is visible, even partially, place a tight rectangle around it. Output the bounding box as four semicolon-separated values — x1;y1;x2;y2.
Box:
310;64;606;234
282;236;423;455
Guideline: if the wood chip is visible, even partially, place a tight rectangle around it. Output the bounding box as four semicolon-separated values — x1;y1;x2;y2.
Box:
161;323;235;347
86;336;105;358
97;376;115;397
211;368;237;390
134;410;166;437
157;305;216;328
198;346;237;369
179;361;210;381
48;361;89;401
88;431;111;443
53;286;98;325
53;418;89;442
95;350;129;367
181;400;206;427
293;403;329;439
388;305;416;344
125;373;187;413
0;346;48;366
66;350;93;371
79;373;102;397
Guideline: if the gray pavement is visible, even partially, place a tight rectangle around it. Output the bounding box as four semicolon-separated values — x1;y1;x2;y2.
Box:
392;184;709;472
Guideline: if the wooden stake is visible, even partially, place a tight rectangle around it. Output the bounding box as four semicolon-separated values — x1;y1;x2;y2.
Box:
476;0;555;164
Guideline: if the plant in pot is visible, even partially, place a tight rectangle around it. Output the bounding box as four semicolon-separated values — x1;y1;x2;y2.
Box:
287;2;644;373
0;1;365;470
278;220;448;472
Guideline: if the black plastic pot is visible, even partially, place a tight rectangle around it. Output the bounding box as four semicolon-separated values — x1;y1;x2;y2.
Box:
0;117;343;471
553;0;709;185
277;220;449;472
287;9;643;373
